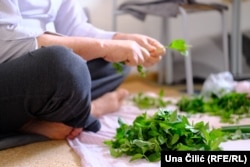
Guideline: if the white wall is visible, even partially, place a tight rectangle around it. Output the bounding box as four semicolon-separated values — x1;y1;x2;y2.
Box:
80;0;250;80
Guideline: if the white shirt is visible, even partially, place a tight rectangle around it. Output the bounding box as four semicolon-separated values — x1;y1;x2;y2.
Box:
0;0;115;63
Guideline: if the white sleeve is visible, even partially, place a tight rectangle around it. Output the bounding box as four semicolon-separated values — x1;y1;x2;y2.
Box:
54;0;115;39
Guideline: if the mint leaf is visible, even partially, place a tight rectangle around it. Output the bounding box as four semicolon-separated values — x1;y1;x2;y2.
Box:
132;90;172;109
167;39;191;56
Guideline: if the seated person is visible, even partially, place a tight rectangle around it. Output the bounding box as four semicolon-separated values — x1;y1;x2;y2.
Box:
0;0;165;149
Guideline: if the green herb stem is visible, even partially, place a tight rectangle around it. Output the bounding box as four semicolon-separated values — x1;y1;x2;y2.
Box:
221;124;250;133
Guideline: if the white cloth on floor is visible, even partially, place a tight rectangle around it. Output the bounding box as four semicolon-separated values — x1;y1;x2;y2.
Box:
68;97;250;167
68;104;161;167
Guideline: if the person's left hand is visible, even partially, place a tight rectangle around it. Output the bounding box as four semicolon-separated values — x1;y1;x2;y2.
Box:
113;33;166;67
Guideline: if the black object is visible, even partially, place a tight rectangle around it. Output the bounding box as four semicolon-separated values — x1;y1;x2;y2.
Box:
227;30;250;70
243;30;250;66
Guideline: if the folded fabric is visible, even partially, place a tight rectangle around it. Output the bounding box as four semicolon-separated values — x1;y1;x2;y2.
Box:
117;0;228;21
118;0;180;21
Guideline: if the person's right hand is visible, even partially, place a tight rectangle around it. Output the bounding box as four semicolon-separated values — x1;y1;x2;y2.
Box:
101;39;151;67
112;33;166;68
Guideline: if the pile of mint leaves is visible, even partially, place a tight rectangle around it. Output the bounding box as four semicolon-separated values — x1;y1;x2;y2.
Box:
132;90;250;124
104;109;225;162
104;91;250;162
177;92;250;123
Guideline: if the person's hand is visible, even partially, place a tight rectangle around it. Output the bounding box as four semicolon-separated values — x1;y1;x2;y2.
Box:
102;39;151;66
113;33;166;67
36;33;162;67
36;34;149;65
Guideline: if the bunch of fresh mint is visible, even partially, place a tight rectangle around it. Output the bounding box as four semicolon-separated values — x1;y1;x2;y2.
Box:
113;39;190;77
104;109;225;162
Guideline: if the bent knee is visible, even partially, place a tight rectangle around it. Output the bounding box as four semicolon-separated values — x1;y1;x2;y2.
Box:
36;46;91;93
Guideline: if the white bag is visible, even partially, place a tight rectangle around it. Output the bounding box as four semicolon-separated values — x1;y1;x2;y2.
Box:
200;71;237;97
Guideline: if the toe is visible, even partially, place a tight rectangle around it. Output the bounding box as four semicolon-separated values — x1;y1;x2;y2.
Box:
67;128;82;139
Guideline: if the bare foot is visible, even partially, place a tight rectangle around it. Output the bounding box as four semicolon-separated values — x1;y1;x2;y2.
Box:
91;88;129;117
19;89;129;140
20;120;82;140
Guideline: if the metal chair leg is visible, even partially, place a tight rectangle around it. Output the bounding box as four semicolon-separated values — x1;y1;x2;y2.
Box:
221;10;229;71
162;18;173;85
179;6;194;95
112;0;117;31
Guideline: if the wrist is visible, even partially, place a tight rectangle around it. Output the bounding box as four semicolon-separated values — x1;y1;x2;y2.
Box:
112;32;126;40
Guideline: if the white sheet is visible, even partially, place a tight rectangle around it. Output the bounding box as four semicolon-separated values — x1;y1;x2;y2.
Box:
68;96;250;167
